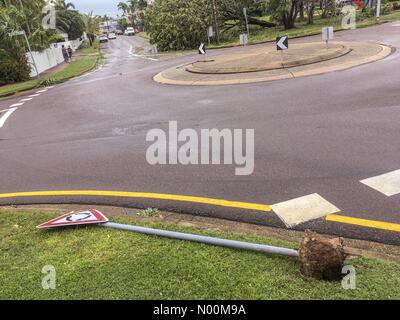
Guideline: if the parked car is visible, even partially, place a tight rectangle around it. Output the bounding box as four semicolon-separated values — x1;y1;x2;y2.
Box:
108;32;117;40
126;27;135;36
99;34;108;43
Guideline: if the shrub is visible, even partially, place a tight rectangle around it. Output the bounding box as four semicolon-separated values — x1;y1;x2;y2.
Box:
0;39;31;85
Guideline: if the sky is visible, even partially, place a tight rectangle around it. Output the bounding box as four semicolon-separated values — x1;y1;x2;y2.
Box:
72;0;122;17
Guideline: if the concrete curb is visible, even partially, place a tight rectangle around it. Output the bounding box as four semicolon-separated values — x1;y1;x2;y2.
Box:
153;43;392;86
186;45;351;74
0;56;101;100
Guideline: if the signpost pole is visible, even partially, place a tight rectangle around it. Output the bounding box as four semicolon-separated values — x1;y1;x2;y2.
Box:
11;30;39;78
23;31;39;77
376;0;382;22
101;222;300;258
211;0;220;45
243;8;250;37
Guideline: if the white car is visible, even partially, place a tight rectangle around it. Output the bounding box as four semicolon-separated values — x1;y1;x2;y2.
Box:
126;27;135;36
108;32;117;40
99;34;108;43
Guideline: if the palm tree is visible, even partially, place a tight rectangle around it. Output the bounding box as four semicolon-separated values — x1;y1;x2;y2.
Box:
82;11;100;46
56;0;75;10
118;1;129;16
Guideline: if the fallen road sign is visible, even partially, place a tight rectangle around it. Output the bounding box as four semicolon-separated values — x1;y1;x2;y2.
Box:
276;36;288;50
198;43;206;55
37;209;109;229
36;210;298;258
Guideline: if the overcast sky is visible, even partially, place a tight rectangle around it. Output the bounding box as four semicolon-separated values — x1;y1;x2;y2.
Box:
72;0;122;17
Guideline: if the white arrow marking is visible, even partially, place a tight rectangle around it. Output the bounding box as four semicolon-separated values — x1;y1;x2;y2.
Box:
277;37;288;50
199;43;205;54
0;107;18;128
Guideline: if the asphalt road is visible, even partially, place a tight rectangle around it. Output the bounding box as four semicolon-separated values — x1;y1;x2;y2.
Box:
1;23;400;245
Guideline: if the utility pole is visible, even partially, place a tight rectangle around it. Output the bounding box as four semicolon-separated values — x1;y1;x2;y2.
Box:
211;0;220;45
11;30;39;78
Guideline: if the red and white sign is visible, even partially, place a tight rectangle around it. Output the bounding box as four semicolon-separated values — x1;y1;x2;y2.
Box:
37;210;109;229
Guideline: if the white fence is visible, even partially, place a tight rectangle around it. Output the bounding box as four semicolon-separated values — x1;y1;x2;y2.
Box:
26;39;83;77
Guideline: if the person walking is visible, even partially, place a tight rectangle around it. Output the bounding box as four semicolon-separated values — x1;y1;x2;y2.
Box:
67;46;73;62
62;45;70;64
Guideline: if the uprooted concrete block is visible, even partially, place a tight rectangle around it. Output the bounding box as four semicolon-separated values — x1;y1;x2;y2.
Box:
299;230;347;281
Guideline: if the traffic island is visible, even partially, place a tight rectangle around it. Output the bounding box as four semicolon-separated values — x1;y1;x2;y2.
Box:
154;41;392;86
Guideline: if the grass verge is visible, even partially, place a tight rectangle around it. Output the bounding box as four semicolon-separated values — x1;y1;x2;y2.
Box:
82;40;100;54
0;55;100;99
208;11;400;49
136;32;150;40
1;209;400;300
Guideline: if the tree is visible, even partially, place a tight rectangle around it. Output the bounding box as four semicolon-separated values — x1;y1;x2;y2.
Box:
118;17;129;32
216;0;276;31
268;0;300;29
55;0;85;40
146;0;211;51
81;11;100;46
1;0;54;50
306;0;316;24
128;0;148;29
0;4;32;84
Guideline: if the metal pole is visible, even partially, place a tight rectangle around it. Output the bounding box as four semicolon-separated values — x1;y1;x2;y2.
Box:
376;0;381;21
211;0;220;45
23;31;39;77
100;222;299;258
243;8;250;37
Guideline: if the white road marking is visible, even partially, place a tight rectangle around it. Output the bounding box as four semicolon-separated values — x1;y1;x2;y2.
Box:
36;89;48;93
9;103;24;107
271;193;340;228
0;107;18;128
361;169;400;196
20;98;33;102
128;45;158;61
29;94;40;97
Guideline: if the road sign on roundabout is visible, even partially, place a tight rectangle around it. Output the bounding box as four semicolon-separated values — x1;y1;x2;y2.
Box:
276;36;288;51
198;43;206;55
37;209;109;229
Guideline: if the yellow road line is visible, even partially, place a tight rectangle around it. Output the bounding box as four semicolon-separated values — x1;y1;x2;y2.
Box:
0;190;272;212
326;214;400;233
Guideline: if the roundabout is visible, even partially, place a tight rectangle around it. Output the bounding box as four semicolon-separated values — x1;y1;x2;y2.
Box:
154;41;392;86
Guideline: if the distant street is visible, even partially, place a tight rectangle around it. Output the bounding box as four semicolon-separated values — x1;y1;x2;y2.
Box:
1;23;400;244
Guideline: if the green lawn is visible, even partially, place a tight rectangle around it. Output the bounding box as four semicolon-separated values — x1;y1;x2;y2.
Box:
1;209;400;300
0;56;99;98
209;10;400;49
137;32;150;40
82;40;100;54
47;56;99;82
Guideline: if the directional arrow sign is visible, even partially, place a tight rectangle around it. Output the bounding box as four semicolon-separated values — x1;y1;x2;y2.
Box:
198;43;206;55
37;210;109;229
276;36;288;51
